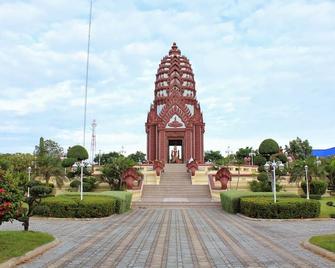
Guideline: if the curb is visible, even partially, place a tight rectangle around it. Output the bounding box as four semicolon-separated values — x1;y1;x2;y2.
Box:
236;213;335;222
0;239;60;268
301;240;335;262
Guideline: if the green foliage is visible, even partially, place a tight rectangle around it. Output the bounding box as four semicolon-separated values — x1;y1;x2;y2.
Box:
204;150;223;163
273;153;288;163
69;176;98;192
94;151;124;165
35;137;64;158
254;155;266;166
102;157;135;190
33;195;117;218
0;231;54;264
0;153;34;187
67;145;89;161
15;180;52;231
61;158;76;168
235;147;252;161
240;197;320;218
259;139;279;159
249;172;282;192
301;180;328;195
325;158;335;187
127;151;146;163
285;137;312;160
35;137;65;186
0;176;22;225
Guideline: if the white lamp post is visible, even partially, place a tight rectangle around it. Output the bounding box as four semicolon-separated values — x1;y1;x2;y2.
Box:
304;165;309;200
264;160;285;203
249;152;256;166
27;166;32;198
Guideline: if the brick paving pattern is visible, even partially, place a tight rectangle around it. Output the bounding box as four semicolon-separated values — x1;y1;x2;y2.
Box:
1;208;334;267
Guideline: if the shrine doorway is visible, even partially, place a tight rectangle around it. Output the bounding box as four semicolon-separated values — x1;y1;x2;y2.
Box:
168;139;183;163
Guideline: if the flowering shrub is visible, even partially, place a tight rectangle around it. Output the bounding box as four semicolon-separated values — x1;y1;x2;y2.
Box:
0;176;22;225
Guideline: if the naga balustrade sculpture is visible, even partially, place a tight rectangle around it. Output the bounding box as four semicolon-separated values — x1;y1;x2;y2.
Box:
122;168;143;190
186;160;198;176
153;160;165;176
208;167;232;190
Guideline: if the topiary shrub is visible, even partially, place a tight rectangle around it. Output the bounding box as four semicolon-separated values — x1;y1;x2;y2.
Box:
249;172;282;192
254;155;266;166
70;177;98;192
240;197;320;219
259;139;279;158
62;158;76;168
70;180;80;188
67;145;88;161
301;180;328;196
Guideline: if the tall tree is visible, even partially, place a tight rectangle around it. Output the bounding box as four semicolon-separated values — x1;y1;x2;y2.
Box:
35;137;64;158
236;147;253;161
94;151;124;165
35;138;64;185
204;150;223;163
285;137;312;160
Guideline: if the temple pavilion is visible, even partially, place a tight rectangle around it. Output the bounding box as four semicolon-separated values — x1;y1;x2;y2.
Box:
146;43;205;163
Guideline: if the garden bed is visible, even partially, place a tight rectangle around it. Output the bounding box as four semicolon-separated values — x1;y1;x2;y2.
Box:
240;197;320;219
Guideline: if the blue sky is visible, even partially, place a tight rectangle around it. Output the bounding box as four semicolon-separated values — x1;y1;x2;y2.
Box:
0;0;334;156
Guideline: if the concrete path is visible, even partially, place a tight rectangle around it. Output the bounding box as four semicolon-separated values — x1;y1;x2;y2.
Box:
1;208;334;267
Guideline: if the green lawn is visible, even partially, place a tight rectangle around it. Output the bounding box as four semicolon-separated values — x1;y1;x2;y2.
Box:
319;197;335;218
0;231;54;263
309;234;335;253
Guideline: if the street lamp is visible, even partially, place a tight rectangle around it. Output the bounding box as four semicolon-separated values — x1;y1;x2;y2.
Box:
249;152;256;166
304;165;309;200
264;160;285;203
72;161;92;201
27;166;32;198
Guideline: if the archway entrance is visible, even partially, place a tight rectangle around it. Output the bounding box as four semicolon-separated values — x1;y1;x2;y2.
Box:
168;139;183;163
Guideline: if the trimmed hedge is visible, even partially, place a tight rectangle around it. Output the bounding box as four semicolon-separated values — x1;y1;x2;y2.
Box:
220;191;297;214
240;197;320;219
62;191;132;214
33;195;116;218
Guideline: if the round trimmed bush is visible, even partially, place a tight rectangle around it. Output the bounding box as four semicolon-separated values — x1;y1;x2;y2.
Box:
67;145;88;161
259;139;279;158
301;180;327;196
62;158;76;168
70;180;80;188
240;197;320;219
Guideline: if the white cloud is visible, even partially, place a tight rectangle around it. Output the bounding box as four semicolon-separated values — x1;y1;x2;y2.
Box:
0;0;335;154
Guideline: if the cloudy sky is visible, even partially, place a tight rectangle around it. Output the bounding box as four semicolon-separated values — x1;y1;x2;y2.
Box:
0;0;334;156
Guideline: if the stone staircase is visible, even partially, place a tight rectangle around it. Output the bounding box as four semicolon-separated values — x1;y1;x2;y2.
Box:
133;164;219;208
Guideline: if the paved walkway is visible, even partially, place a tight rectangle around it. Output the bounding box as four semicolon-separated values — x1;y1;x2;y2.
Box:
1;208;334;267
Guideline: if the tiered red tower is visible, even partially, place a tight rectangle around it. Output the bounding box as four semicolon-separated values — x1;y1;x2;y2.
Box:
146;43;205;163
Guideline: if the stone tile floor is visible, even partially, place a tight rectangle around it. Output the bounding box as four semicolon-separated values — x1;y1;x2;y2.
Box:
1;208;334;267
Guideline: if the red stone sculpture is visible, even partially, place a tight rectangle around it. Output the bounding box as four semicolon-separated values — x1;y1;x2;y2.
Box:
214;167;232;190
122;168;143;190
153;160;165;176
186;160;198;176
145;43;205;163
